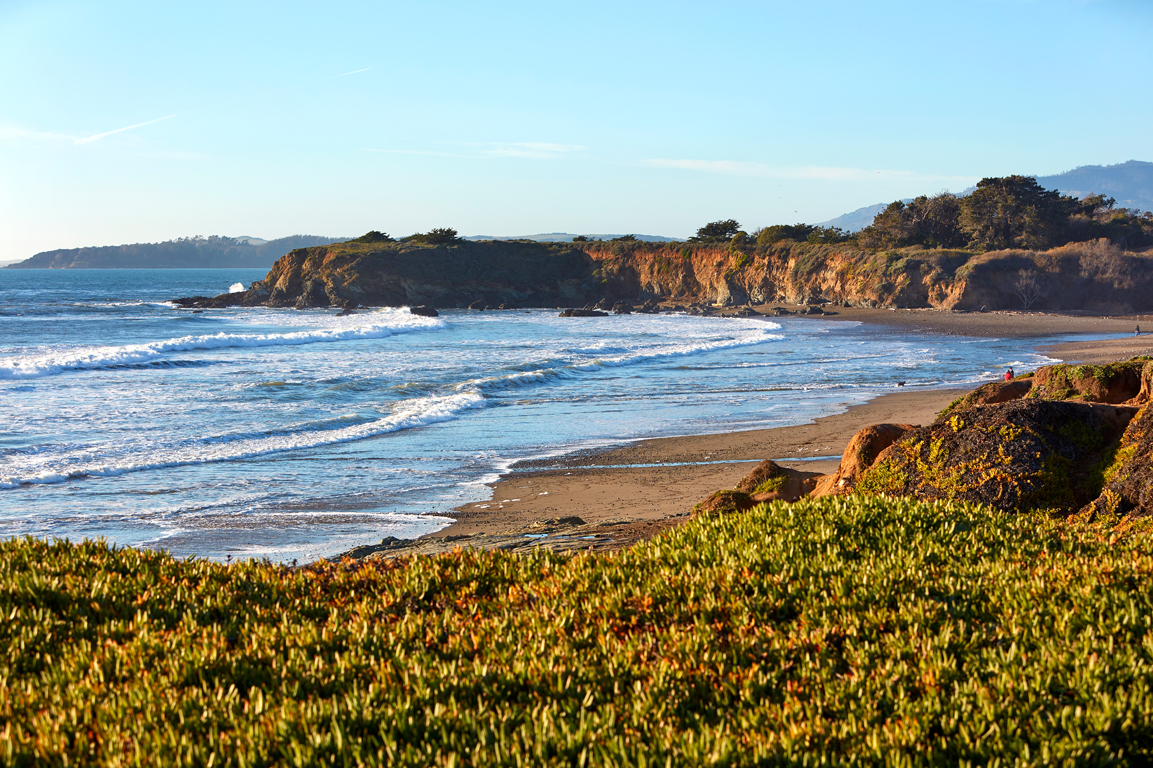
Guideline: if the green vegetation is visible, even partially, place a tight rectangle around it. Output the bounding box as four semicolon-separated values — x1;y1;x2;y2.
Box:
6;496;1153;765
753;223;852;246
750;474;787;494
857;177;1153;252
402;228;461;246
352;231;394;244
687;219;742;243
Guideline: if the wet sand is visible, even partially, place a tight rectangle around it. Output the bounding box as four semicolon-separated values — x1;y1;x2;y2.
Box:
343;308;1149;560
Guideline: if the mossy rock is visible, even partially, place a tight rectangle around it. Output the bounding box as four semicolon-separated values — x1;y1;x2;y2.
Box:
811;423;917;496
693;490;755;517
1028;359;1151;404
734;459;788;495
1078;404;1153;520
940;380;1033;417
857;399;1137;515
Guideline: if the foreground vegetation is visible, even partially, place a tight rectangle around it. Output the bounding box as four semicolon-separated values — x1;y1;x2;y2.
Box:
5;496;1153;765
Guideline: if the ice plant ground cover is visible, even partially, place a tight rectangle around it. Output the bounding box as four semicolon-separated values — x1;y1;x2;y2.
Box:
3;496;1153;765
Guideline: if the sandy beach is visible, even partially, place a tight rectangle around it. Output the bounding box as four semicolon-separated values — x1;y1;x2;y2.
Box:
344;308;1151;560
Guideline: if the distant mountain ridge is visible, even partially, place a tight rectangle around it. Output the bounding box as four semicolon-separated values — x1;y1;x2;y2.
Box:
1035;161;1153;212
463;233;681;243
820;160;1153;232
6;235;350;269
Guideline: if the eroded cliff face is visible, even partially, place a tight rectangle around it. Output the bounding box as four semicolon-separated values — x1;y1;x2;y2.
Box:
180;237;1153;312
580;239;1153;312
580;242;971;308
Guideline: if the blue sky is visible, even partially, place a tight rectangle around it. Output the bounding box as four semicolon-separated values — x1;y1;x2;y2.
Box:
1;0;1150;260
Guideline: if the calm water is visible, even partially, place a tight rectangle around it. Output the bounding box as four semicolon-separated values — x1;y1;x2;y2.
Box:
1;269;1071;562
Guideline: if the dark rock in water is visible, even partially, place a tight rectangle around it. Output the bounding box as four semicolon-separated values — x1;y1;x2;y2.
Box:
636;300;661;314
337;307;357;316
612;302;632;314
469;300;486;310
529;516;586;528
593;297;614;311
409;305;438;317
334;536;412;560
857;399;1137;514
559;308;608;317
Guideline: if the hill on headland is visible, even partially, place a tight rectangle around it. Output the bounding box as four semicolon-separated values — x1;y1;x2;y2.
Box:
462;233;681;243
5;234;349;269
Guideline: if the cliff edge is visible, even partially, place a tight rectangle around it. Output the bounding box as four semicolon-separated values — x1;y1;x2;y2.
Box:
177;236;1153;313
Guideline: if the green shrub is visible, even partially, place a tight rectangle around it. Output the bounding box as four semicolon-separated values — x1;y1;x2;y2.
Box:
4;496;1153;765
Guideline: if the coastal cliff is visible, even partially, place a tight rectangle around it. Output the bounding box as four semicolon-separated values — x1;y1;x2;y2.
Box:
180;236;1153;313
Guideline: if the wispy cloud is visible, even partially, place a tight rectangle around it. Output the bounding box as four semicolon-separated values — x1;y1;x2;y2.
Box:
645;158;979;185
332;67;371;78
75;113;180;145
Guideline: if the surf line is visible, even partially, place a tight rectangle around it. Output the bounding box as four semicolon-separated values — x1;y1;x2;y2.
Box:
532;456;843;470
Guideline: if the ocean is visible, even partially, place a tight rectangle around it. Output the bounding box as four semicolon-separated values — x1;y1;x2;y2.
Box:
1;269;1071;563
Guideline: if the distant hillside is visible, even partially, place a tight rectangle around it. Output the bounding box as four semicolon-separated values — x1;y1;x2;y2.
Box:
818;202;901;233
1035;160;1153;213
822;160;1153;233
463;233;681;243
6;235;350;269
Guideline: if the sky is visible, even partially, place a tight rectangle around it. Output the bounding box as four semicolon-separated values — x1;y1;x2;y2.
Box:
1;0;1151;260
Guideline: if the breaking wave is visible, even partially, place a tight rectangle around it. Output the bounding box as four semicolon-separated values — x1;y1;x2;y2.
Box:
1;391;482;489
0;313;443;380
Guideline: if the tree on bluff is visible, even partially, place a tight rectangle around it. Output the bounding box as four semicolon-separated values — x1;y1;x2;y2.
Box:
960;176;1078;251
689;219;741;243
404;227;461;245
857;194;965;250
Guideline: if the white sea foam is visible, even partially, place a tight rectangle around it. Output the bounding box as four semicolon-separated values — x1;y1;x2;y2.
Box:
0;313;443;380
0;391;483;489
455;326;784;394
229;282;245;294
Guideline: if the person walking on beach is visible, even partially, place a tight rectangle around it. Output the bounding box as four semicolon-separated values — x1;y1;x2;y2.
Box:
1004;366;1014;381
1137;325;1141;336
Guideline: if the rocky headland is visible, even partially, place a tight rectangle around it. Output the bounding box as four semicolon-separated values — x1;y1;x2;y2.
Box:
175;234;1153;313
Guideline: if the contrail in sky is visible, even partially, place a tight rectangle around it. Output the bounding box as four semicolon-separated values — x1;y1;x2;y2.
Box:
71;69;365;146
75;114;180;145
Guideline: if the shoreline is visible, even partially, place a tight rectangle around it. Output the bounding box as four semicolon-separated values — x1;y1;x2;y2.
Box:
345;309;1150;560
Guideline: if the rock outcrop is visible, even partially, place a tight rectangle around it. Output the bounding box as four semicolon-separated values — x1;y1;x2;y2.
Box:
710;356;1153;522
856;400;1136;514
810;423;918;497
1079;404;1153;519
